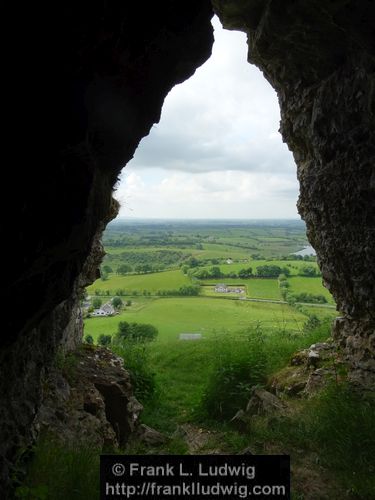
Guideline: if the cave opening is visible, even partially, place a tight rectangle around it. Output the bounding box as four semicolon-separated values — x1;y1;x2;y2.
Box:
82;14;310;439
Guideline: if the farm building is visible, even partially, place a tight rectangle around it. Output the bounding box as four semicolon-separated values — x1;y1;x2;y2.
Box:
91;302;115;317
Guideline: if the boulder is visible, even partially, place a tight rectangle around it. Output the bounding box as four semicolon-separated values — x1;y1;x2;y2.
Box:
246;389;287;416
34;344;143;449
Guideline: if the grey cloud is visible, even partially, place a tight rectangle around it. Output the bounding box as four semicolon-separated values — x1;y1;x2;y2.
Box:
130;128;295;175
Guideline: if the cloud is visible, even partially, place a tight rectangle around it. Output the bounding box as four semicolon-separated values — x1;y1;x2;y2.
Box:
115;168;299;219
115;16;299;219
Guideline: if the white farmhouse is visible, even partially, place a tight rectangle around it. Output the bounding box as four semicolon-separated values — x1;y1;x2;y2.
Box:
91;302;115;317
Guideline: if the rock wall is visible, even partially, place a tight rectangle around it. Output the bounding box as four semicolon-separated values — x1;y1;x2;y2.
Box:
1;1;214;494
213;0;375;385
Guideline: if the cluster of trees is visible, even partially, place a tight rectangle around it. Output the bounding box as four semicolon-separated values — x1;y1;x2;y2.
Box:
115;321;159;342
187;264;293;280
256;265;290;277
84;320;159;347
93;285;200;298
288;292;327;304
104;250;188;274
299;264;321;277
156;285;200;297
278;254;316;262
94;288;149;297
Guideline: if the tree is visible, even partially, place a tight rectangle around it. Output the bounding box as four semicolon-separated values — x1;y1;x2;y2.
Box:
92;297;102;309
135;264;152;274
256;265;283;277
118;321;130;337
300;264;319;277
130;323;158;341
100;270;108;281
193;268;209;279
181;265;189;275
238;267;253;279
102;265;113;274
116;321;158;342
126;299;132;306
178;284;200;296
185;256;199;268
112;296;123;309
209;266;222;279
98;334;112;346
117;264;132;275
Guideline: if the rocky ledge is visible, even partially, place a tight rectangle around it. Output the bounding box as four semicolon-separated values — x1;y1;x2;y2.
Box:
34;344;143;449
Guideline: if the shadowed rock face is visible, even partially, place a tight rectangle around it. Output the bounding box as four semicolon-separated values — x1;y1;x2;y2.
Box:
1;1;214;493
213;0;375;385
1;0;374;494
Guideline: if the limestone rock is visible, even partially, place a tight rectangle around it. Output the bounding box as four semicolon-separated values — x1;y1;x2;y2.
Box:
34;345;142;449
138;425;169;446
246;389;287;416
304;368;334;396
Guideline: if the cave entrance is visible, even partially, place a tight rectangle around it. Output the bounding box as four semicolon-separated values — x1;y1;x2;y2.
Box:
83;16;320;448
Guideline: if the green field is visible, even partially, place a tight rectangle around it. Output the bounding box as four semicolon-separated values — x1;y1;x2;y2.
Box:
288;276;334;304
87;269;190;294
84;296;307;341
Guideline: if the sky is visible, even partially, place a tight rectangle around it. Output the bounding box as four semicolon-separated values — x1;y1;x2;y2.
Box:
114;16;299;220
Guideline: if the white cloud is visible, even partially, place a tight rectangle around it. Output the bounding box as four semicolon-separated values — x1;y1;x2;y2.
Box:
115;16;299;219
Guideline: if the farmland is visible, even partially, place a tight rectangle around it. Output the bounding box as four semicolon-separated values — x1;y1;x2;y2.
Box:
83;219;338;442
87;269;190;294
85;219;336;338
84;297;307;342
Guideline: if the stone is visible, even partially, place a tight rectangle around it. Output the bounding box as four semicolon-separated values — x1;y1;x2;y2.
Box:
246;389;287;416
291;350;308;366
138;425;169;446
307;350;320;368
34;345;143;450
304;368;334;396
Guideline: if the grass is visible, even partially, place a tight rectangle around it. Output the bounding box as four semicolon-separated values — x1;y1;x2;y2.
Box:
87;269;189;294
137;321;332;433
246;382;375;498
84;297;307;341
14;436;100;500
288;276;334;304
